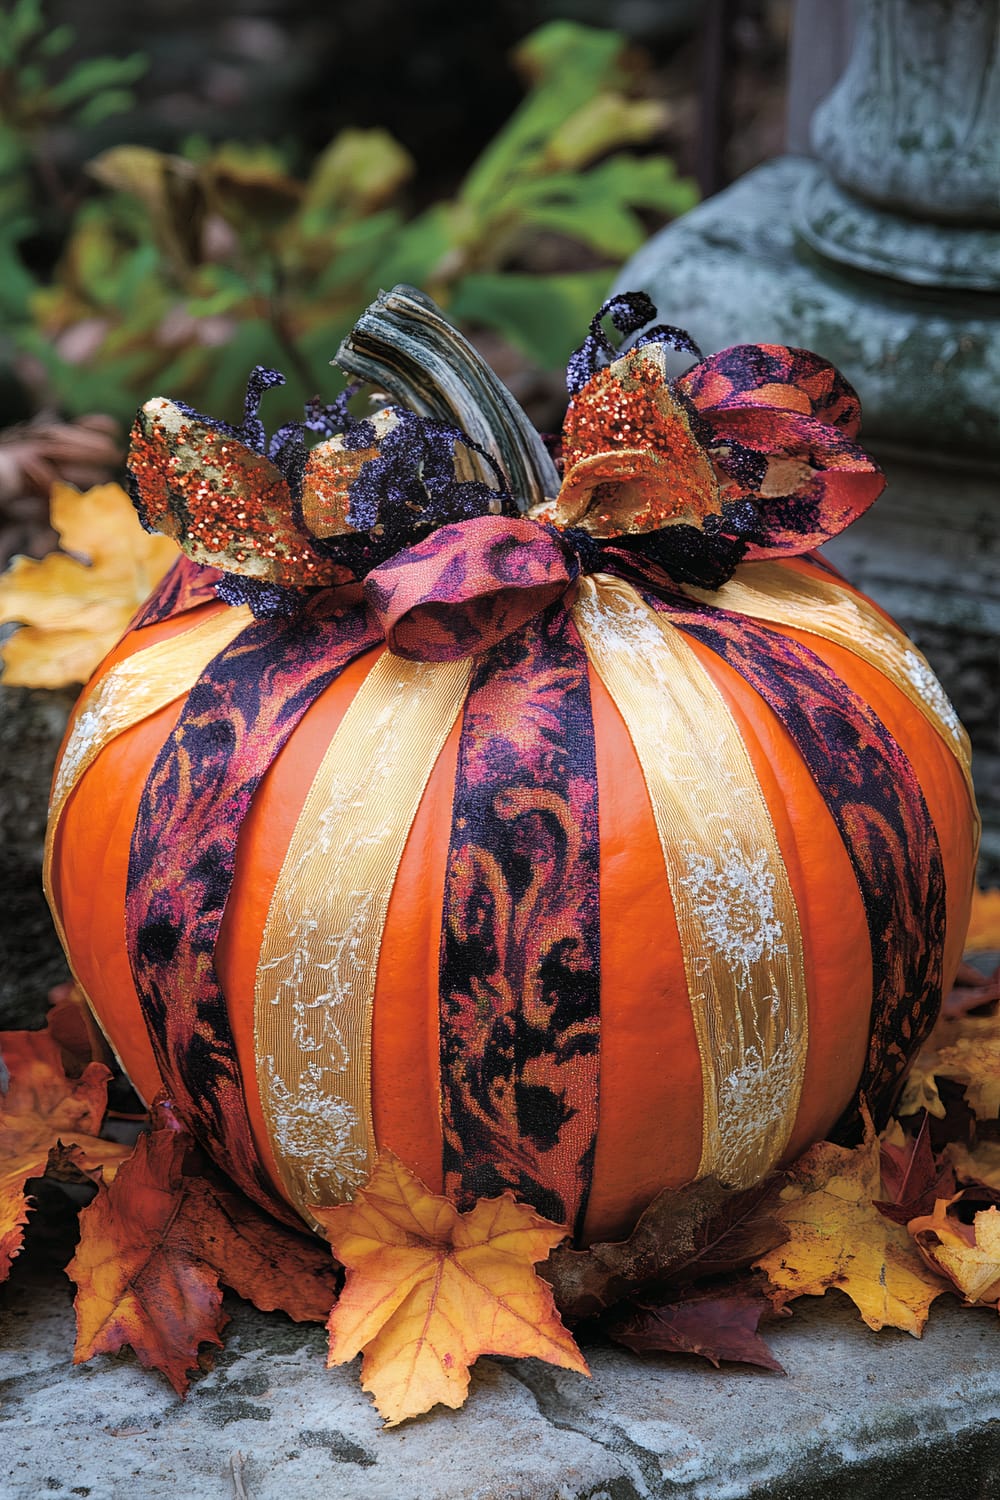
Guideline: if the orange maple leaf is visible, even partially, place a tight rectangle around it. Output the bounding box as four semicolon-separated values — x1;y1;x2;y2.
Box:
754;1112;947;1337
317;1153;589;1426
966;886;1000;955
0;480;178;687
0;1025;128;1279
69;1105;337;1394
909;1200;1000;1307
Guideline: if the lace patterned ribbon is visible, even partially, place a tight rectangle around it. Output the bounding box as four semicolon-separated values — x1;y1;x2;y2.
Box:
574;575;809;1187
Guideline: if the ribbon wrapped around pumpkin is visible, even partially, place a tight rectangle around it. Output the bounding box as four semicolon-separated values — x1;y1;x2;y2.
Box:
127;291;885;659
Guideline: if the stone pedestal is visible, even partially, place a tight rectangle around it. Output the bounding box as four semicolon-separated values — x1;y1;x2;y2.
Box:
613;0;1000;876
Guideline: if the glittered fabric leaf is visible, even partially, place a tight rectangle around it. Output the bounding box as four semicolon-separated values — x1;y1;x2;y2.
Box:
128;398;345;589
439;604;600;1235
539;342;720;537
305;409;515;580
700;407;884;559
126;593;382;1224
364;515;575;661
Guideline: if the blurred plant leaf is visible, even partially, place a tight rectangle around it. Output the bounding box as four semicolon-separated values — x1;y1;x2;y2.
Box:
300;128;413;231
12;20;696;425
449;270;613;367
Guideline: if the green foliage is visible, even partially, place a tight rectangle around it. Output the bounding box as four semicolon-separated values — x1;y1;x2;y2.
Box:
0;0;146;140
8;18;698;426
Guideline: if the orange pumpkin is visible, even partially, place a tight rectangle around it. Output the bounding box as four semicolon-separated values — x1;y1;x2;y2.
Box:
45;292;978;1245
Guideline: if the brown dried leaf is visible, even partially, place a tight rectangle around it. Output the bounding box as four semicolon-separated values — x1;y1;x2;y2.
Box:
69;1104;339;1394
0;1024;128;1279
875;1115;957;1225
542;1175;787;1323
191;1169;338;1324
608;1288;787;1373
69;1119;226;1394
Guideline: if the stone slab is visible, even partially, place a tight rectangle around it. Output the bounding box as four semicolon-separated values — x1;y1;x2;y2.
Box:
3;1256;999;1500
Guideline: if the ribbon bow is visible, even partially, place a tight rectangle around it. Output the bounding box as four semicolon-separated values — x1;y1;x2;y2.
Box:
128;293;883;660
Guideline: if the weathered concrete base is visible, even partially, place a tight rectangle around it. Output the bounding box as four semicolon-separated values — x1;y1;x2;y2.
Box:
3;1255;999;1500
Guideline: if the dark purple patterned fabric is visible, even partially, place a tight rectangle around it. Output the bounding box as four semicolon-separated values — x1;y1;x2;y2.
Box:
439;603;601;1235
126;593;382;1223
129;555;222;631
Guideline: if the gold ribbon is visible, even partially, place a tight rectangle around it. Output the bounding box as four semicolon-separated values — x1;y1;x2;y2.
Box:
42;605;253;1084
685;562;976;813
254;650;472;1222
44;607;252;949
573;574;809;1188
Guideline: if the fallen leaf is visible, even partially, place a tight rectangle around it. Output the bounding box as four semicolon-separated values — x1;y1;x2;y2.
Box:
945;1139;1000;1192
0;481;178;687
607;1289;786;1373
69;1104;338;1394
897;1010;1000;1122
908;1201;1000;1307
966;887;1000;954
0;1024;128;1279
45;980;112;1077
189;1168;338;1324
317;1152;588;1427
542;1175;787;1323
754;1113;947;1336
898;1042;946;1120
69;1116;226;1394
933;1017;1000;1120
875;1113;957;1225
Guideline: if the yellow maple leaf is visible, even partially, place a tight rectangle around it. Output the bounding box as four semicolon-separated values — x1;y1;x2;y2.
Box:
898;1011;1000;1122
754;1115;946;1336
909;1201;1000;1307
0;481;178;687
966;886;1000;954
316;1153;589;1426
945;1139;1000;1190
933;1017;1000;1120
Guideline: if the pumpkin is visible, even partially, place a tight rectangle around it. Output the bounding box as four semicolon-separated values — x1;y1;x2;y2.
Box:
45;289;978;1246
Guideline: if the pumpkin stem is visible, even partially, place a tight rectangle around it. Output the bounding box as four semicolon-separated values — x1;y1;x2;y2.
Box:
335;284;559;515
